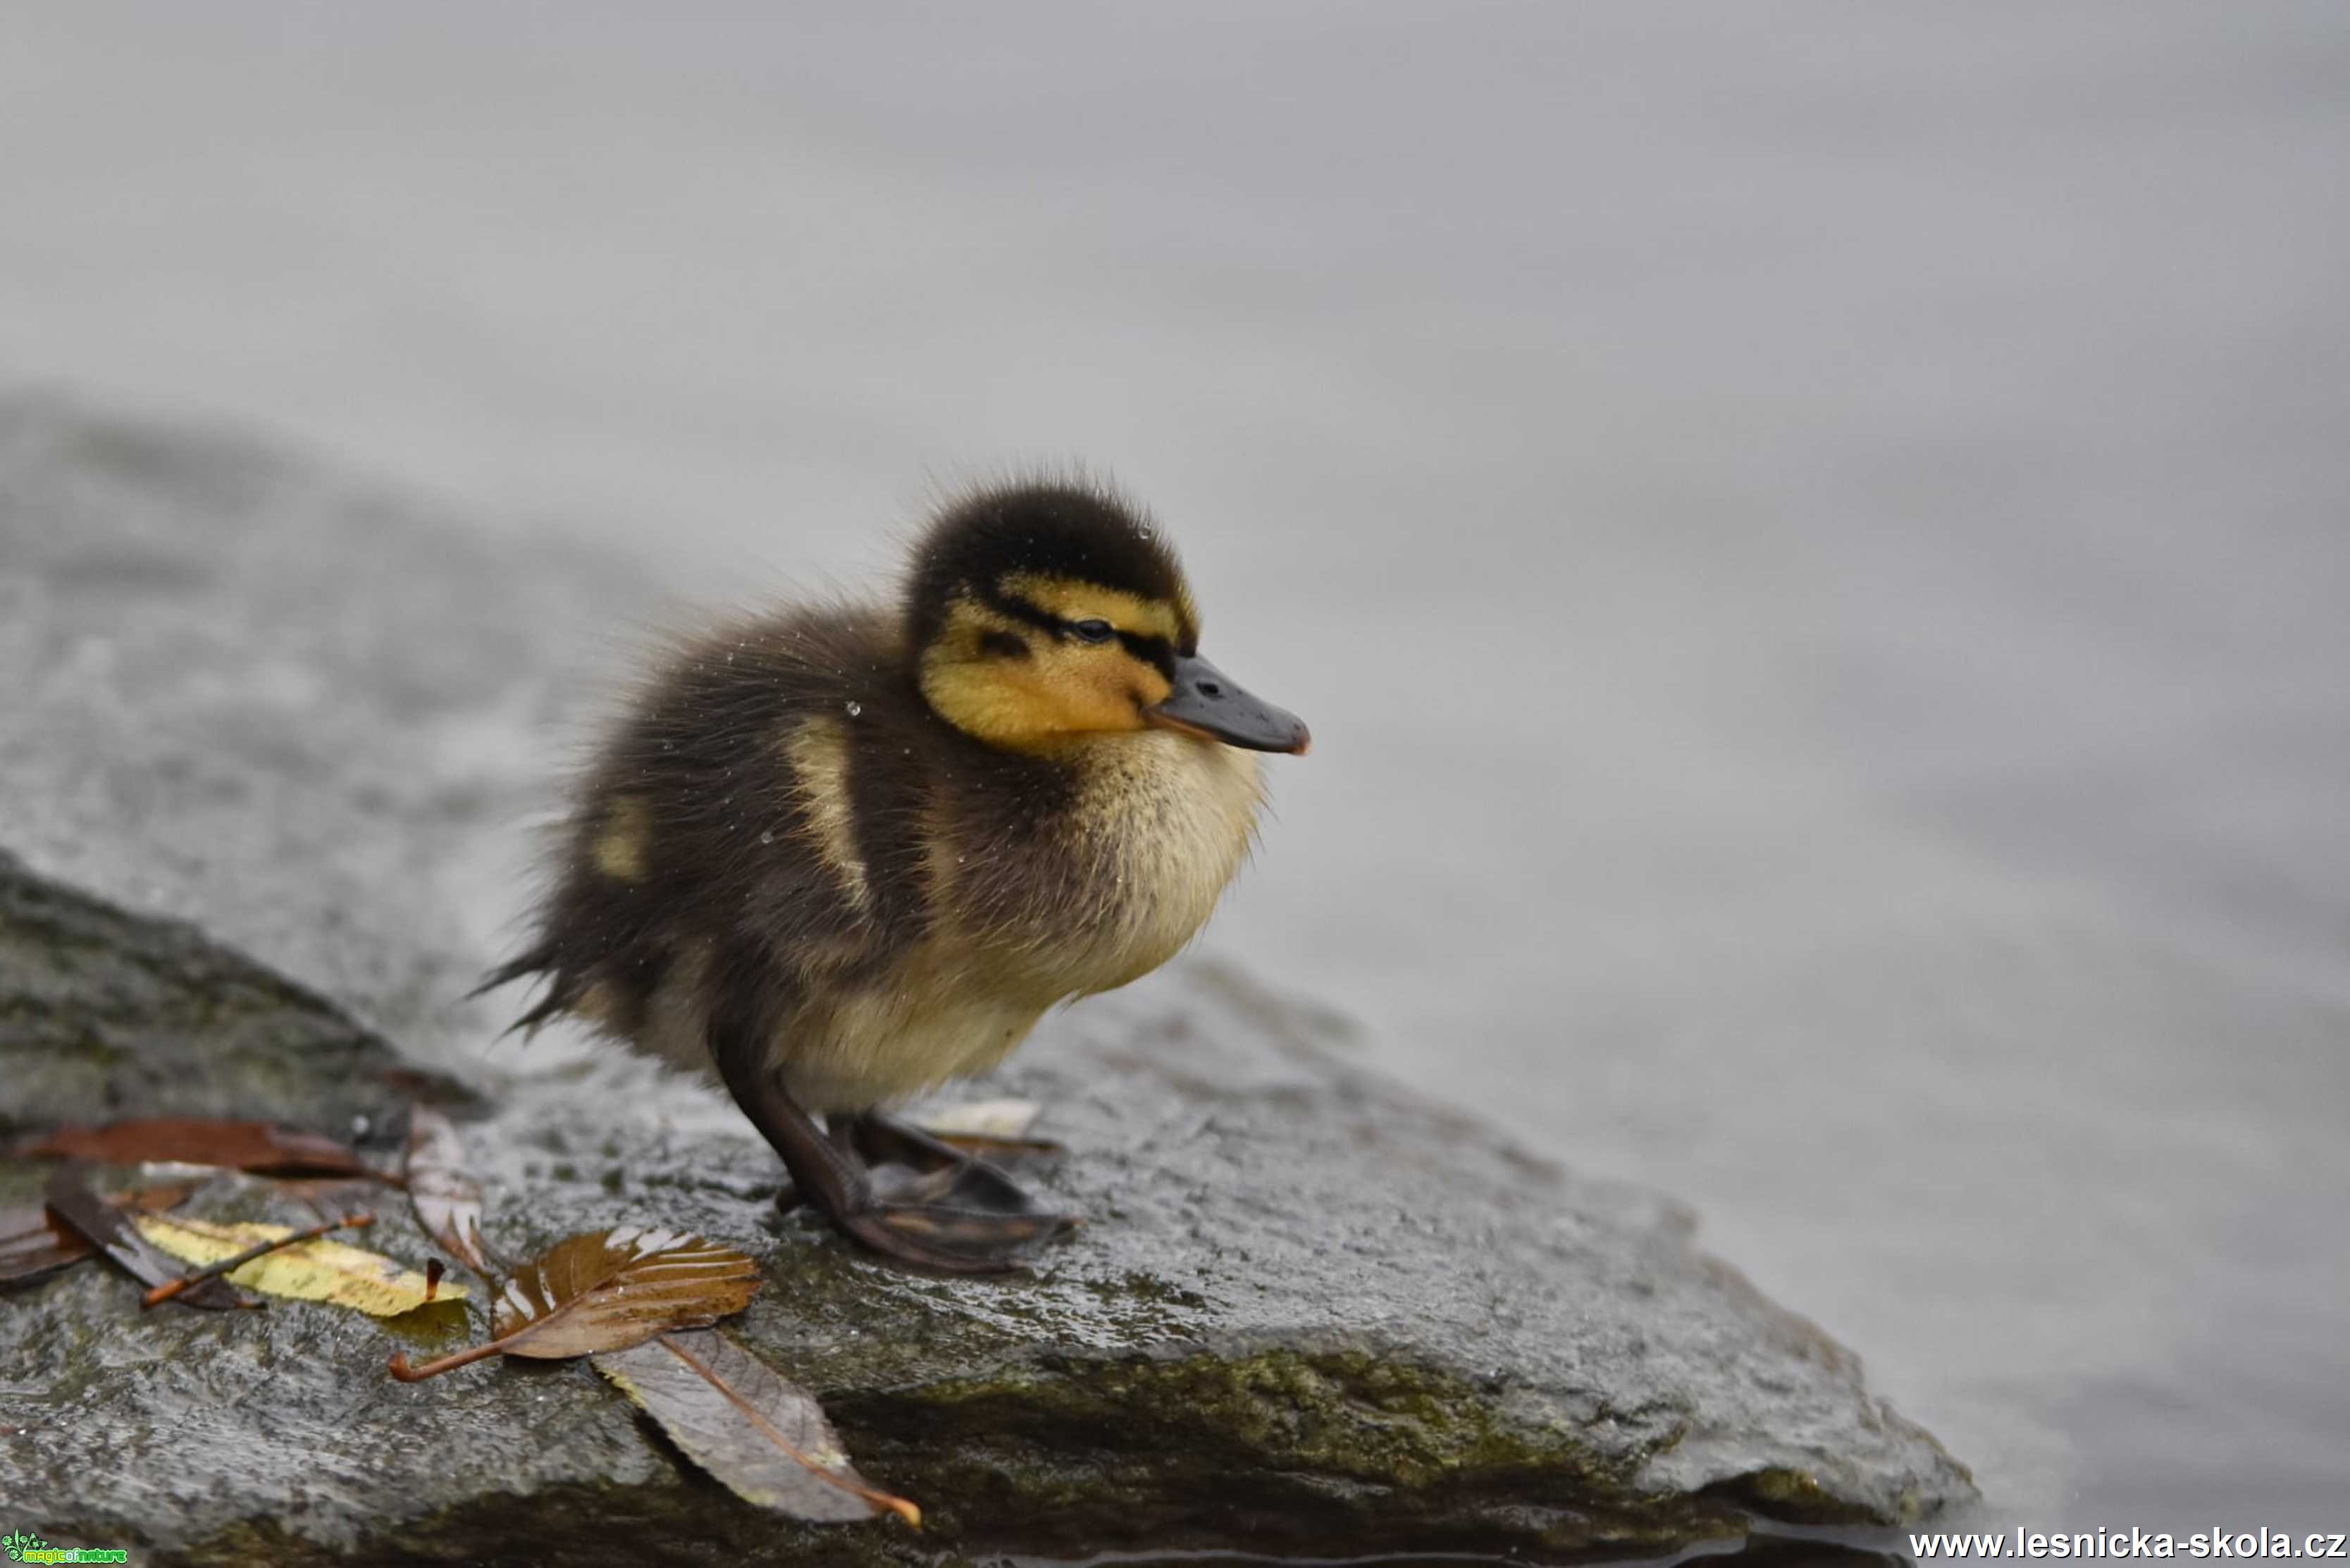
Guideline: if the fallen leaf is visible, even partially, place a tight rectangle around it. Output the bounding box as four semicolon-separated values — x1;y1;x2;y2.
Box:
594;1329;919;1526
141;1211;372;1306
0;1206;85;1286
0;1187;192;1287
135;1214;464;1315
276;1177;395;1228
43;1163;249;1309
387;1226;757;1381
18;1118;373;1178
917;1097;1041;1141
915;1098;1061;1158
403;1106;495;1276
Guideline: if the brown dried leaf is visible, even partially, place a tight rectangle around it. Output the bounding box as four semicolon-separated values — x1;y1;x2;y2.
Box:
491;1228;759;1354
0;1206;84;1285
0;1186;191;1287
917;1097;1042;1142
42;1163;249;1309
403;1106;494;1276
594;1330;919;1526
916;1098;1062;1159
276;1178;392;1226
388;1226;758;1381
18;1117;372;1178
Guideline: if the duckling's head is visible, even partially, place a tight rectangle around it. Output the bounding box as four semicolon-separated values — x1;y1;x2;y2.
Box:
907;481;1310;757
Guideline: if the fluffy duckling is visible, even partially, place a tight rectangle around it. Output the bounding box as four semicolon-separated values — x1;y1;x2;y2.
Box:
483;481;1308;1271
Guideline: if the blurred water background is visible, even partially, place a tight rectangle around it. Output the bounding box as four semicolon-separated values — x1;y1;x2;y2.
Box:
6;1;2346;1533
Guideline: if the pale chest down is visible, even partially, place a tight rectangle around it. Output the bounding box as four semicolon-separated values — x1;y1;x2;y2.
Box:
779;734;1264;1111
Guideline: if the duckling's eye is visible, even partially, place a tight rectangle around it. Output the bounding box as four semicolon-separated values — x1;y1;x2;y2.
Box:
1070;618;1115;644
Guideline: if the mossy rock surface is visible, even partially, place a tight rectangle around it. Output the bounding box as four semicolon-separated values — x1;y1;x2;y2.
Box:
0;393;1974;1564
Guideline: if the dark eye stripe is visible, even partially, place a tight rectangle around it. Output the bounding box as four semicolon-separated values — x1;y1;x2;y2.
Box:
1116;630;1176;679
974;584;1172;671
976;584;1065;634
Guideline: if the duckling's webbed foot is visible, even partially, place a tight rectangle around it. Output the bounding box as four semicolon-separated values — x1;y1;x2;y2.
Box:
829;1109;1079;1264
718;1063;1070;1273
803;1128;1073;1272
833;1111;1031;1209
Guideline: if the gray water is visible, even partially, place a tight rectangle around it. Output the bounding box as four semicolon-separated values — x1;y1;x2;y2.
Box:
6;1;2346;1533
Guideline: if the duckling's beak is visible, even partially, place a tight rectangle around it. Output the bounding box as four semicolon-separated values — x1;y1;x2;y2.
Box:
1144;653;1311;755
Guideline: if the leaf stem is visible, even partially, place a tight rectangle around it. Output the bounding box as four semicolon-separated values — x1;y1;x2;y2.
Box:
141;1212;374;1307
387;1313;538;1382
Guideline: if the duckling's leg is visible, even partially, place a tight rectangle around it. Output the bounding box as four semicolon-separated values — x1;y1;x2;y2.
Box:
711;1008;1071;1273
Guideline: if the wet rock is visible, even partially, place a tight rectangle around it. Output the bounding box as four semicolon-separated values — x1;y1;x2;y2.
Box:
0;393;1975;1564
0;848;420;1146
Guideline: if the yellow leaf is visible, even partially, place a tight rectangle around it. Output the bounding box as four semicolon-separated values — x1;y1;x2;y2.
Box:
133;1214;466;1316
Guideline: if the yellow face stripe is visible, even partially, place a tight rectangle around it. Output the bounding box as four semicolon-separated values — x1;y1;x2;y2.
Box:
920;592;1176;751
998;572;1190;643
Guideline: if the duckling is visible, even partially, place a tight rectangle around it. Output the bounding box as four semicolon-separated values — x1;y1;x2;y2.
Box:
481;480;1309;1271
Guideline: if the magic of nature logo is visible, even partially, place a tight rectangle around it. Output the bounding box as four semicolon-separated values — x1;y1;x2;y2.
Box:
2;1532;128;1564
